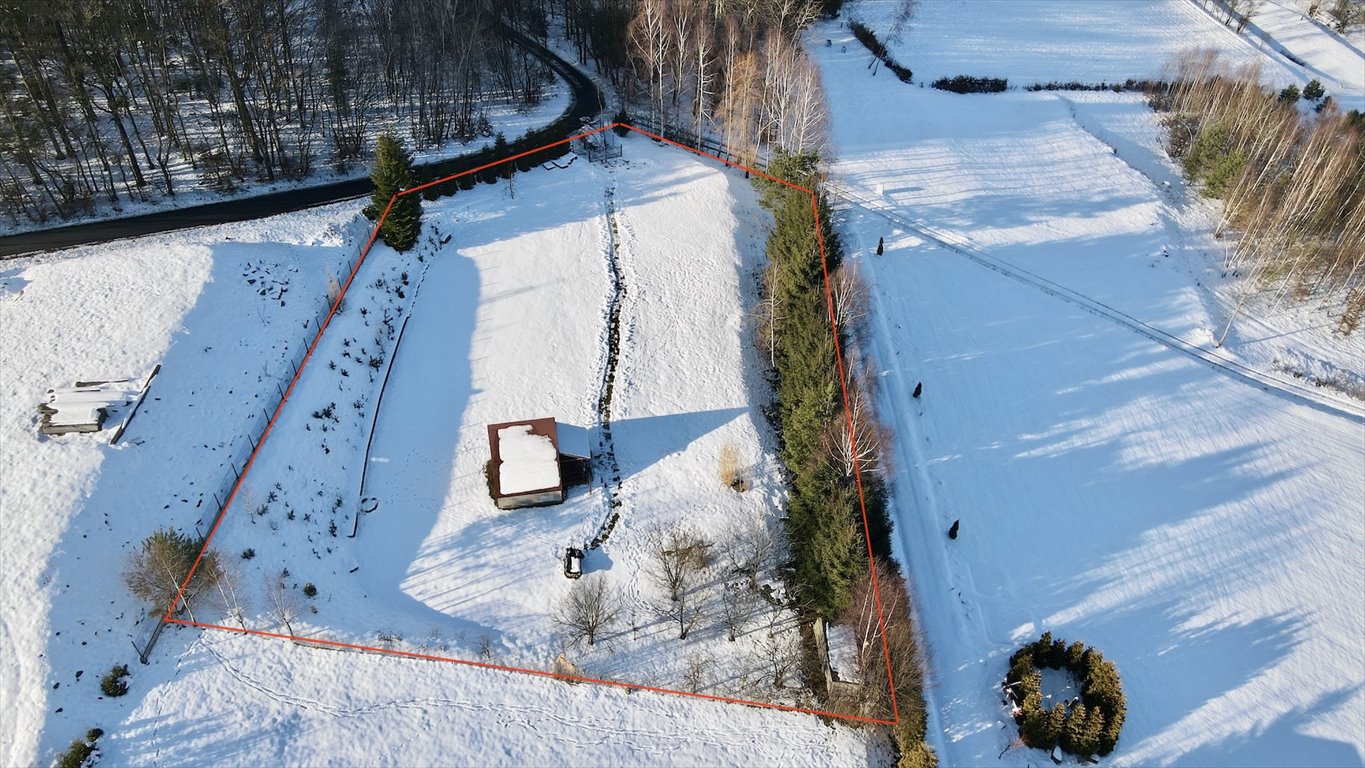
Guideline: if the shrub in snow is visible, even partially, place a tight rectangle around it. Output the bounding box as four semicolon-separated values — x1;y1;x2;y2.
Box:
1005;632;1126;757
1303;78;1326;101
1278;84;1301;103
848;22;913;83
302;582;318;598
54;729;102;768
718;443;747;491
99;664;129;697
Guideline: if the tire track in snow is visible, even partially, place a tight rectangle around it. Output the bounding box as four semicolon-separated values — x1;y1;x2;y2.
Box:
827;183;1365;424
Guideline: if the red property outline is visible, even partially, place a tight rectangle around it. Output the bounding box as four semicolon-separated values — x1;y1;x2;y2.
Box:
163;124;899;727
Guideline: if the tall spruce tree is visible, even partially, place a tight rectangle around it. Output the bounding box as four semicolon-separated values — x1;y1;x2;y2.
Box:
367;133;422;251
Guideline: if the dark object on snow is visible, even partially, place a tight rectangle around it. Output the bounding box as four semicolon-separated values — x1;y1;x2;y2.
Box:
912;381;923;399
876;236;884;256
948;519;959;539
564;547;584;579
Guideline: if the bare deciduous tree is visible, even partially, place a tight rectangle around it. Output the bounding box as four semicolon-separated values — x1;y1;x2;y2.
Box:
829;264;869;334
825;371;890;479
683;652;711;693
556;574;619;646
757;604;800;689
719;581;757;641
647;524;711;602
657;580;706;640
647;524;712;639
721;516;777;592
838;558;929;724
212;561;247;628
265;571;302;638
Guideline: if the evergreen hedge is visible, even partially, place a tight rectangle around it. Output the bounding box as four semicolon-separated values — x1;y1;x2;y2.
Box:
1005;632;1126;757
931;75;1009;94
754;152;893;620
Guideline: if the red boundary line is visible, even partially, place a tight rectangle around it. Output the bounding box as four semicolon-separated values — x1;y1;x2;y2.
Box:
162;124;900;727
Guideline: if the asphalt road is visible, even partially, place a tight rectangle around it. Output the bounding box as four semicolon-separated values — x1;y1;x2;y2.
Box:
0;25;602;259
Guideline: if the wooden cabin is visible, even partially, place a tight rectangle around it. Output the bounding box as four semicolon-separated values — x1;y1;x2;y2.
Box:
486;418;592;510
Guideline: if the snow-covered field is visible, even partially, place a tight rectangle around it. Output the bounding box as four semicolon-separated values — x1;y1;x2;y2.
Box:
0;205;363;765
1;137;882;765
844;0;1363;109
814;2;1365;765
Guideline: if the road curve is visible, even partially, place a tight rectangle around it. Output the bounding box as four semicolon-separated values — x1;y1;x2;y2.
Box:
0;24;603;259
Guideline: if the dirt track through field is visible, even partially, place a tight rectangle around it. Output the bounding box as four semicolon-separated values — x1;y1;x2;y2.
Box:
827;182;1365;424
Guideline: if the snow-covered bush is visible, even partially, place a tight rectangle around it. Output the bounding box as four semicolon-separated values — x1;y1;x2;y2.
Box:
98;664;129;697
53;728;102;768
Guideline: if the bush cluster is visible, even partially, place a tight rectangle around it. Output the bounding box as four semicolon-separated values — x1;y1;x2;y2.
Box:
1024;79;1163;93
1006;632;1126;757
931;75;1008;94
847;22;913;83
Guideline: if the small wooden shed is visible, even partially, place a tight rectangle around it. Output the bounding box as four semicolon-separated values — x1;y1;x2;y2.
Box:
814;617;863;699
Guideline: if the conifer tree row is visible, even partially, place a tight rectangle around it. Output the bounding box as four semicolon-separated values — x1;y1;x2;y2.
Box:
755;151;892;621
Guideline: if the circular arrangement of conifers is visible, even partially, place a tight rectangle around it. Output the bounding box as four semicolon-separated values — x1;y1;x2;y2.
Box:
1005;632;1127;758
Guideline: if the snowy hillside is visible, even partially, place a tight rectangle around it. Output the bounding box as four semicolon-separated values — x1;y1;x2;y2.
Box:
814;2;1365;765
0;137;884;765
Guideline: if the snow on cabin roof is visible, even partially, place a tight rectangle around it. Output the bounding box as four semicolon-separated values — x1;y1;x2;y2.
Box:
496;424;560;495
826;624;861;684
556;423;591;460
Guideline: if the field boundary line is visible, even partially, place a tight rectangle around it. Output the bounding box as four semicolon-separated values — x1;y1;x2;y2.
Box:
159;125;901;726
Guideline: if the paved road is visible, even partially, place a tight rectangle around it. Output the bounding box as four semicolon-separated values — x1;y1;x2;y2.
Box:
0;24;602;259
